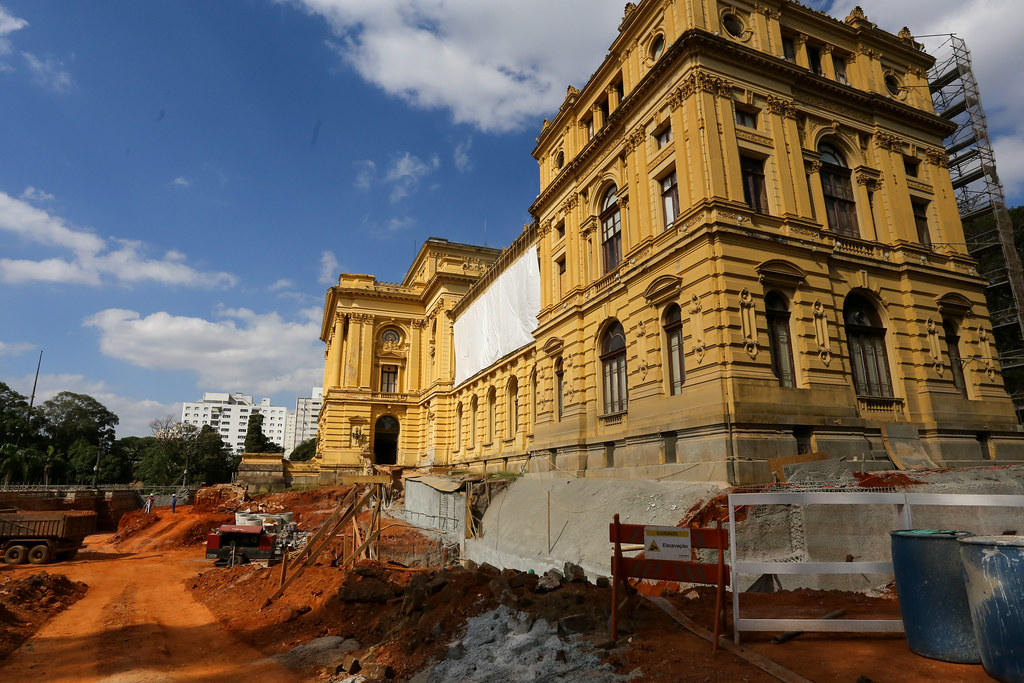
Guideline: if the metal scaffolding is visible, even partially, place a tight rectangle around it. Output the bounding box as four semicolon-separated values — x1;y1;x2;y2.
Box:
929;35;1024;414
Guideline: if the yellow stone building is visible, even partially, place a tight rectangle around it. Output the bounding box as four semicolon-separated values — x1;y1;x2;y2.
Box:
317;0;1024;484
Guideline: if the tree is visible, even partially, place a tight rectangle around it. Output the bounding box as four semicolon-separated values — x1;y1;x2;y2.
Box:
135;418;240;486
243;413;281;453
189;425;240;484
0;443;27;485
289;438;317;461
39;392;119;455
0;381;39;448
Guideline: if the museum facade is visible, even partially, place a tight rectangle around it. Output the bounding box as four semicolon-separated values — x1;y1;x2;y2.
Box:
316;0;1023;483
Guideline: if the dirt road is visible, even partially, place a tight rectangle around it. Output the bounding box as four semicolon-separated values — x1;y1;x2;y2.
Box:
0;516;305;682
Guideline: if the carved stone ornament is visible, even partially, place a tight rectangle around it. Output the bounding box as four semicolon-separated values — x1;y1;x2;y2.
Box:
925;148;950;168
638;358;649;380
689;294;706;363
753;3;781;19
874;131;904;153
813;299;832;366
979;327;997;380
740;289;758;360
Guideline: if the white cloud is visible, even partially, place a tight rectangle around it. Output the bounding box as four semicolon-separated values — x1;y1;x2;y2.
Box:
825;0;1024;201
6;372;178;438
453;138;472;173
384;152;439;202
83;307;324;404
269;278;294;290
0;191;238;287
289;0;623;132
319;250;339;284
353;159;376;190
20;186;54;202
22;52;71;93
0;5;27;64
172;176;191;188
0;339;33;356
385;216;415;233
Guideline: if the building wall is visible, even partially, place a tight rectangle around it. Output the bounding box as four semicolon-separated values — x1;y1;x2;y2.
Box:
317;0;1024;483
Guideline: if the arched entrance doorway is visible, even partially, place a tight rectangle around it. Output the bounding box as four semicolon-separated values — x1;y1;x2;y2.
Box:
373;415;399;465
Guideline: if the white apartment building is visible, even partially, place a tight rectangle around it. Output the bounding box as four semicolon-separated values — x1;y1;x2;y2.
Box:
283;387;323;457
180;392;288;454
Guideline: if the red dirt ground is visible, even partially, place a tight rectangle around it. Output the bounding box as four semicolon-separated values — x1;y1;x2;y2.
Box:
0;485;1000;681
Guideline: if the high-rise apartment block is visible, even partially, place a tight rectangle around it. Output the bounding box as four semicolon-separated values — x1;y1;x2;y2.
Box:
180;392;288;454
283;388;323;456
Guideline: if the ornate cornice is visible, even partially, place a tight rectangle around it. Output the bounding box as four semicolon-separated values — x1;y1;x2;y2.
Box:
765;94;798;119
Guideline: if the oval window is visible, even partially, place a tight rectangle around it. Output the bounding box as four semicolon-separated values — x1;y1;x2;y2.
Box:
884;74;901;96
723;14;744;38
650;35;665;60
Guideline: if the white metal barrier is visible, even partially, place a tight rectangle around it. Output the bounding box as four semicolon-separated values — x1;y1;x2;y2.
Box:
727;491;1024;643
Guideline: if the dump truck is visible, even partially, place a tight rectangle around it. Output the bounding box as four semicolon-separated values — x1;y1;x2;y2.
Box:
205;525;278;567
0;511;97;565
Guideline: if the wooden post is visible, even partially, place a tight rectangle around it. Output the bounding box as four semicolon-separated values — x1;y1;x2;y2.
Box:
279;548;288;587
611;513;621;641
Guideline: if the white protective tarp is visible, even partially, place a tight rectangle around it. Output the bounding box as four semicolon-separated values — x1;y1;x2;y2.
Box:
453;245;541;385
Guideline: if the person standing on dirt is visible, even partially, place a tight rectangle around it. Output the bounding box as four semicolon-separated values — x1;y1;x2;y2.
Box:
145;494;154;514
171;493;177;513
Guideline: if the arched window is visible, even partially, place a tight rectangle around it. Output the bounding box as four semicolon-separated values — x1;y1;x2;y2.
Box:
469;396;477;448
943;319;968;398
844;294;893;397
765;292;796;387
506;376;519;436
486;387;496;444
600;185;622;273
555;357;565;421
818;142;858;237
601;321;628;413
663;304;685;395
455;402;463;451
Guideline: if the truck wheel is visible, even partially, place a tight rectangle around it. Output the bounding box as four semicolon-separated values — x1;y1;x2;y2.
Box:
4;545;27;565
28;544;53;565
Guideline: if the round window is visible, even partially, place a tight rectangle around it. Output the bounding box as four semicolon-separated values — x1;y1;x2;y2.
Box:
382;330;400;344
884;74;901;96
723;14;744;38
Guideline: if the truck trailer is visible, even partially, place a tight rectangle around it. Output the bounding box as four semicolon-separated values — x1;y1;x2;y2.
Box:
0;511;97;565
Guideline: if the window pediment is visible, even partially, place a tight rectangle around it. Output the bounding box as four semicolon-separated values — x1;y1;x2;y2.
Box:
542;336;564;357
937;292;973;319
756;260;807;289
643;275;682;306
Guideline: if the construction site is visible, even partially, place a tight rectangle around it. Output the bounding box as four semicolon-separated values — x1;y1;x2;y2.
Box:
3;0;1024;680
0;465;1019;682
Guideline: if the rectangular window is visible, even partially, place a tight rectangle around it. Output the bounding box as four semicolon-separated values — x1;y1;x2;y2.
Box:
734;107;758;129
555;221;565;240
904;156;920;178
380;365;397;393
656;125;673;149
782;37;796;62
599;99;610;128
555;257;566;300
832;54;848;84
740;156;769;214
807;46;823;76
913;200;932;248
821;169;859;236
585;118;594;141
660;170;679;228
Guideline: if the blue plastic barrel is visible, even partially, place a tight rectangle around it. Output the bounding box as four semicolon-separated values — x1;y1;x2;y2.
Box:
890;529;980;663
959;535;1024;683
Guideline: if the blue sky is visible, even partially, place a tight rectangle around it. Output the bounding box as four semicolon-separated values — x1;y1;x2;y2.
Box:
2;0;1022;437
